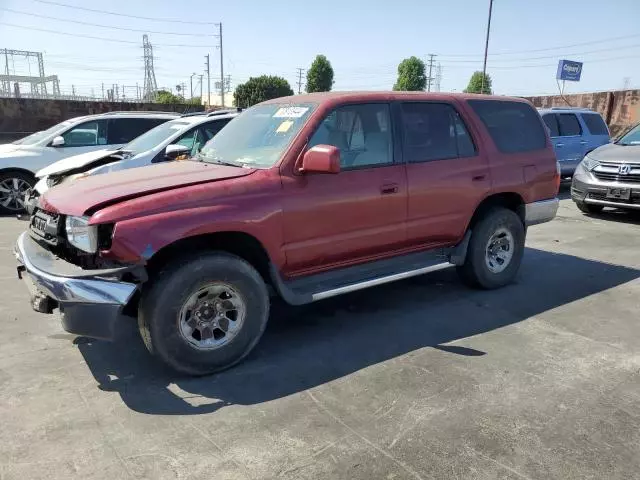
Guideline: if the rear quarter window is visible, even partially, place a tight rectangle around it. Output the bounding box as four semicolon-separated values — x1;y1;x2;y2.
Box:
468;100;547;153
581;113;609;136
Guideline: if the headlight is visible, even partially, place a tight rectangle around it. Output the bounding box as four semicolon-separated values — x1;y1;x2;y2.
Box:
65;216;98;253
581;155;600;171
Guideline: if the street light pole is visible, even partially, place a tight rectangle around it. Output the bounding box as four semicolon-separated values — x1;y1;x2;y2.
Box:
481;0;494;94
190;73;196;99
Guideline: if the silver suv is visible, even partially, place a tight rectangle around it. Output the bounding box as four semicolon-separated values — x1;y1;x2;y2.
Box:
571;122;640;213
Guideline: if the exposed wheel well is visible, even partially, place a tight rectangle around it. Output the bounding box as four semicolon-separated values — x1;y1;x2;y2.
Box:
145;231;272;286
469;192;525;229
0;168;36;181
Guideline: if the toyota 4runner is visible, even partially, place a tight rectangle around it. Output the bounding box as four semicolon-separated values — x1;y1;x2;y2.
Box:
15;92;560;375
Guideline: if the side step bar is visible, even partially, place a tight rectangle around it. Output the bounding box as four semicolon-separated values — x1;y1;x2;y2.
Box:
271;233;470;306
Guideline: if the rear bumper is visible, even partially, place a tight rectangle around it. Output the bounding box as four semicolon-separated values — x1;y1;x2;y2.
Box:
14;231;139;340
523;198;559;226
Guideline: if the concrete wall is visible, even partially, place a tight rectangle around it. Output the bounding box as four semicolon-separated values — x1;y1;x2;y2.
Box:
0;98;204;143
524;89;640;137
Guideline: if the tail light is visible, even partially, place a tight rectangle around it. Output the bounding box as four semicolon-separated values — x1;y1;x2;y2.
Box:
554;160;561;194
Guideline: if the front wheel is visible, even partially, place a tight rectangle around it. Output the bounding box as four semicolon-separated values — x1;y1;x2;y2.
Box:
138;252;270;375
457;208;525;289
0;171;35;214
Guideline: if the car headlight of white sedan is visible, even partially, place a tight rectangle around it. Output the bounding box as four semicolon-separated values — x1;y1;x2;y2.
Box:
65;216;98;253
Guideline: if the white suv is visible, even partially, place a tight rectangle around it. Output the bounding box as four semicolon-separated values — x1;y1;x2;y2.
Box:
0;111;178;213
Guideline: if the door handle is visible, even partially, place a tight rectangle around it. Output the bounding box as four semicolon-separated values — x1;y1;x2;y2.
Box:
472;174;486;182
381;184;399;195
579;140;588;145
555;143;564;148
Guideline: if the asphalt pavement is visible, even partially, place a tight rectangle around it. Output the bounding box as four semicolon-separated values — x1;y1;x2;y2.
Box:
1;187;639;479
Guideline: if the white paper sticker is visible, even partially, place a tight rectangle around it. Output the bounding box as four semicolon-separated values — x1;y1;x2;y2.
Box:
273;106;309;118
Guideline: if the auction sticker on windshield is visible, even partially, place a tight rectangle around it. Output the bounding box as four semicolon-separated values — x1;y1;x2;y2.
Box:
273;107;309;118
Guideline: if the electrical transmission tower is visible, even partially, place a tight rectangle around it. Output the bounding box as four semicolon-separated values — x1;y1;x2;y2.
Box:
426;54;437;92
296;68;305;94
435;63;442;92
142;34;158;102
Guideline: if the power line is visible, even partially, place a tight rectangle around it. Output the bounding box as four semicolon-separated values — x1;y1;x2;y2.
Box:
33;0;219;25
1;7;212;37
0;22;217;48
439;33;640;57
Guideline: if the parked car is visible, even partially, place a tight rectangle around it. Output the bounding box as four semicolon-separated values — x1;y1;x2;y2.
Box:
26;109;240;214
571;121;640;213
538;107;610;176
15;92;560;375
0;111;179;213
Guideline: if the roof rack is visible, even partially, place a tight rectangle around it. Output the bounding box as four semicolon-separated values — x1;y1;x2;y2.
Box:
99;111;180;116
180;107;242;118
549;107;591;111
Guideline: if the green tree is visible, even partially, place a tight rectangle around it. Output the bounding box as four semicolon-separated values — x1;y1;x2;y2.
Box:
156;89;183;104
393;56;427;91
464;71;493;94
233;76;294;108
306;54;334;93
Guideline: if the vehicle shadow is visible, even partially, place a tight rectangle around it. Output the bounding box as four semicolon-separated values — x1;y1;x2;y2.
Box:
581;208;640;225
75;247;640;415
558;181;571;200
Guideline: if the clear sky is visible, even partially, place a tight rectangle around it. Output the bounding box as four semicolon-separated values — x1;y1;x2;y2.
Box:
1;0;639;99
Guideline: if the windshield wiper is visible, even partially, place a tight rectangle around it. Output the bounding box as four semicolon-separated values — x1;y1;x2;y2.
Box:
197;153;244;167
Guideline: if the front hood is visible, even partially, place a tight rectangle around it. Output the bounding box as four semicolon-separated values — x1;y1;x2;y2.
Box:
36;148;118;177
40;160;255;216
589;142;640;163
0;143;42;159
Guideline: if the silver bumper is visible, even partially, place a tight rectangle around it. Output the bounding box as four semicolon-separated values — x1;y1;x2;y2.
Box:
14;231;138;340
523;198;559;226
572;168;640;210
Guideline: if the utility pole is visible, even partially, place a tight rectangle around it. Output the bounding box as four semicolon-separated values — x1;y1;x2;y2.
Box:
190;73;196;99
426;54;436;92
71;84;76;97
115;84;119;101
481;0;494;95
199;74;203;101
215;23;224;107
205;54;211;107
101;83;105;100
296;67;305;94
136;82;140;101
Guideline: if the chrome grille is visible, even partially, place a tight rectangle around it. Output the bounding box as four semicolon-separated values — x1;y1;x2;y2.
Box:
592;162;640;184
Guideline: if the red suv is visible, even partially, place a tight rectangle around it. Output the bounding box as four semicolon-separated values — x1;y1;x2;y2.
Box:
15;92;560;375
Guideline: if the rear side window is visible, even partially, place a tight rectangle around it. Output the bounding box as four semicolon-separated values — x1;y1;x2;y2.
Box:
468;100;546;153
542;114;559;137
557;114;582;136
581;113;608;135
400;102;476;163
107;118;168;144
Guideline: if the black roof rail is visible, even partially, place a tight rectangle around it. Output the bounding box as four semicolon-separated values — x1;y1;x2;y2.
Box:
549;106;591;111
207;107;242;117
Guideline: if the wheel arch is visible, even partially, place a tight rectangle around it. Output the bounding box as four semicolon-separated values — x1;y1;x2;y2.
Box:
0;167;37;181
468;192;526;230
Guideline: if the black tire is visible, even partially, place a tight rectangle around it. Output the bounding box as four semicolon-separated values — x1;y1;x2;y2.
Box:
575;201;604;214
138;252;270;376
457;207;525;289
0;171;35;215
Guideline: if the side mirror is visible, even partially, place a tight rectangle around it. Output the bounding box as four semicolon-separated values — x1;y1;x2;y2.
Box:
301;145;340;174
165;144;191;160
51;136;65;147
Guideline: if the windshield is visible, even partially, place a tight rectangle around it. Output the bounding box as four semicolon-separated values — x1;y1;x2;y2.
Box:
199;103;316;168
12;120;74;145
616;123;640;145
123;120;192;154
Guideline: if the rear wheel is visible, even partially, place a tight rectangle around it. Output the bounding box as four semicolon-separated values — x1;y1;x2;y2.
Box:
457;208;525;289
0;171;35;214
139;252;270;375
575;201;604;214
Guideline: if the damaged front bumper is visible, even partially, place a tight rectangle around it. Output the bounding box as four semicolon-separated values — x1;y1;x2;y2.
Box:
14;231;140;340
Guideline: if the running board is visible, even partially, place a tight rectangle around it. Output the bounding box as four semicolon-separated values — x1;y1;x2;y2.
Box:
270;248;461;306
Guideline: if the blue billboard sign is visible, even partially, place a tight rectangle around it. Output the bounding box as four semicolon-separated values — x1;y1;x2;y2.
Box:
556;60;583;82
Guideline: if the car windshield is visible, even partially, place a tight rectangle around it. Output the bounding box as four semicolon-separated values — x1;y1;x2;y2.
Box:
198;103;316;168
12;120;74;145
616;123;640;145
124;120;192;154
